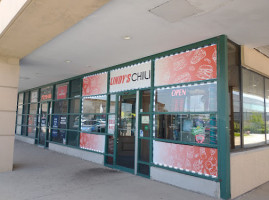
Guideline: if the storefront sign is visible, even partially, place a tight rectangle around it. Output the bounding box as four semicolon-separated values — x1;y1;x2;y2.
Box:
80;133;105;153
57;85;68;99
110;62;151;92
155;45;217;86
83;73;107;96
153;141;218;177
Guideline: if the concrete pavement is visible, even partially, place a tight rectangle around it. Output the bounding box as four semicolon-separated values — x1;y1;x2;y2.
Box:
0;140;268;200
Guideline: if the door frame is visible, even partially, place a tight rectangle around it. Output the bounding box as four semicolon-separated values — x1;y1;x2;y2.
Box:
36;101;51;147
113;90;139;174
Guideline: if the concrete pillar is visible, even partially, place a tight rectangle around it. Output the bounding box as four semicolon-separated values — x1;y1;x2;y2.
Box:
0;56;20;172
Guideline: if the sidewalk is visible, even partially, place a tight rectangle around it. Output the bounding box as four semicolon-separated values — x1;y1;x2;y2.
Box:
0;140;268;200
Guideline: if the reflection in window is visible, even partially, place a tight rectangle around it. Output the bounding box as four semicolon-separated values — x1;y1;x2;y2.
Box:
81;114;106;133
82;96;107;114
155;114;217;144
266;78;269;143
141;90;151;112
242;69;265;147
110;95;116;113
155;83;217;113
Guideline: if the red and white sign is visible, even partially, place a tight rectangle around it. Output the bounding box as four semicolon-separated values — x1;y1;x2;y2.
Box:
155;45;217;86
83;73;107;96
153;141;218;177
108;115;115;134
57;85;68;99
80;133;105;153
110;62;151;92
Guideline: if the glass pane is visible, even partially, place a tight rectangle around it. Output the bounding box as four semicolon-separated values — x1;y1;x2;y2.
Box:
67;131;79;147
108;115;115;134
81;114;106;133
17;105;23;115
28;114;37;138
70;98;80;113
155;114;217;144
55;82;68;100
24;92;30;105
82;96;107;114
266;78;269;143
54;100;68;113
41;86;53;101
140;114;150;137
51;115;67;144
110;95;116;113
68;115;80;130
18;93;24;105
141;90;150;112
70;79;81;98
16;125;21;135
139;139;149;162
242;69;265;147
138;164;149;176
107;135;114;155
30;90;38;103
17;115;22;125
228;41;241;149
155;83;217;112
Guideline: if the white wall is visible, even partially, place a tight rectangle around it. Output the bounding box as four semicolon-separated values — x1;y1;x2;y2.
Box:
151;167;220;198
230;146;269;199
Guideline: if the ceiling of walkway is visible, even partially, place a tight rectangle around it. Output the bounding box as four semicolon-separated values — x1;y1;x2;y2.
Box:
19;0;269;91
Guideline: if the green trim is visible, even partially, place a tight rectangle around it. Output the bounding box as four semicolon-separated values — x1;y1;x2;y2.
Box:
217;35;230;199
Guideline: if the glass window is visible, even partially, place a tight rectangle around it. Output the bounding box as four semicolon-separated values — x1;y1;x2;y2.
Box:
41;86;53;101
110;95;116;113
141;90;150;112
18;93;24;105
66;131;79;147
51;114;67;144
266;78;269;143
28;103;38;138
242;69;265;148
82;96;107;114
81;114;106;133
22;92;30;136
140;114;150;137
55;83;69;100
155;114;217;144
31;90;38;103
70;79;81;98
228;41;241;149
155;83;217;113
54;100;68;113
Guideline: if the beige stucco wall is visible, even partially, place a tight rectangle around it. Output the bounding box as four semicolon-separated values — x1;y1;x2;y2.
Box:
0;56;20;172
230;147;269;199
241;46;269;77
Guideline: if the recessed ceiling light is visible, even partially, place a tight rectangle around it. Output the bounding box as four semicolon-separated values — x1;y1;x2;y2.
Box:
123;36;132;40
253;84;256;87
65;60;72;63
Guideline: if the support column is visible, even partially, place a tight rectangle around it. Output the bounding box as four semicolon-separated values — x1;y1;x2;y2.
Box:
0;56;20;172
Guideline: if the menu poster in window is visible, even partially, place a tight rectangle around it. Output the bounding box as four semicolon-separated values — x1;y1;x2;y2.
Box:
153;141;218;177
83;73;107;96
155;45;217;86
80;133;105;153
41;87;52;101
31;91;38;103
108;115;115;134
57;85;68;99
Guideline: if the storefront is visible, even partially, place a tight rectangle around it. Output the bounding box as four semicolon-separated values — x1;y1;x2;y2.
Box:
16;35;269;199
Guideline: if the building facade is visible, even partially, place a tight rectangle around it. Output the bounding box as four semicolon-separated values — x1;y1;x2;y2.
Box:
15;35;269;199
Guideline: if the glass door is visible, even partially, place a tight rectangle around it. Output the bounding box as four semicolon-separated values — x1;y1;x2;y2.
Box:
116;92;137;170
37;102;50;147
